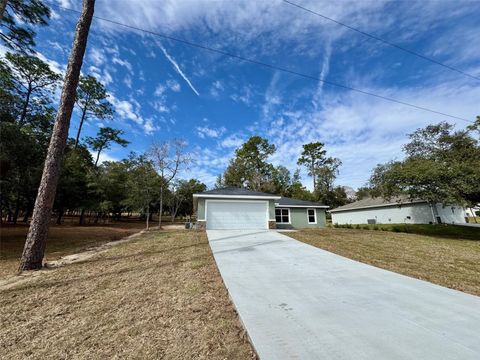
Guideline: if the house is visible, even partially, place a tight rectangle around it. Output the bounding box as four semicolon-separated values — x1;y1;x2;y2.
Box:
330;196;467;225
193;187;328;230
465;206;479;218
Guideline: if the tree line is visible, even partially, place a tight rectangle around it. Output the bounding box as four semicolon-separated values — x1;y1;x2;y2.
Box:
364;119;480;208
217;136;349;208
0;1;205;229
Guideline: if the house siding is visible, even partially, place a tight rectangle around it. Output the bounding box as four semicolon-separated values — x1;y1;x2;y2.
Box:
276;208;326;229
331;203;466;225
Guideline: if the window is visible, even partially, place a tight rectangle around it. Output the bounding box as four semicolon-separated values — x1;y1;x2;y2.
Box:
275;208;290;223
307;209;316;224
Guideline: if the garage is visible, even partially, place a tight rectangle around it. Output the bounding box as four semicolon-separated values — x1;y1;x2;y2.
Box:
206;200;268;230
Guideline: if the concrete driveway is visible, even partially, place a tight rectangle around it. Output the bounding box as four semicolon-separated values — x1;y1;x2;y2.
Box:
207;230;480;360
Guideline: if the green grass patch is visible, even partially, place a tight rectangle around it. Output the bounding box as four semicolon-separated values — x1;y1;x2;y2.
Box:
331;223;480;240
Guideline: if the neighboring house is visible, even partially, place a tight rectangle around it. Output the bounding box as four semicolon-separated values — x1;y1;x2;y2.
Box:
465;206;480;218
330;196;467;225
193;187;328;230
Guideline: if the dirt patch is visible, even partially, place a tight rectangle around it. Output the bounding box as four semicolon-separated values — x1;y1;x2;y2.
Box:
0;230;256;359
288;227;480;296
0;222;145;278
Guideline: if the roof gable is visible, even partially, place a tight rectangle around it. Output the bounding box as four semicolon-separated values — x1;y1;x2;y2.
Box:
276;196;328;208
330;196;425;212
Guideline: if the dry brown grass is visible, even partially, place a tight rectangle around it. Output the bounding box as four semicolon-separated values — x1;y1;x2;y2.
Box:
287;227;480;296
0;222;145;277
0;230;255;359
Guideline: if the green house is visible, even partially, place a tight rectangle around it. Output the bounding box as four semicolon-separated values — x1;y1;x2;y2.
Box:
193;187;328;230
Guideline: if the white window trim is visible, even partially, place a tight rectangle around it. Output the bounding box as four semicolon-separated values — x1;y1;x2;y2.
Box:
205;199;269;229
275;208;291;224
307;208;317;224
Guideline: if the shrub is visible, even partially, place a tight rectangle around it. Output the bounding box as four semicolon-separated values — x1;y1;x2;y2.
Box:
373;225;379;231
362;225;370;230
355;224;361;229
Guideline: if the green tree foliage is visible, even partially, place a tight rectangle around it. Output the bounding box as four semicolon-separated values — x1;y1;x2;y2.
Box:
0;121;45;223
122;153;161;229
54;141;94;224
369;121;480;206
85;127;129;167
1;0;50;52
288;169;315;201
3;52;61;125
355;186;375;200
297;141;344;206
175;179;207;217
297;142;327;190
223;136;276;191
75;75;114;147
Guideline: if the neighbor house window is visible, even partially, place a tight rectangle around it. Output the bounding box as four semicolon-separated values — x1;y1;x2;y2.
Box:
275;208;290;223
307;209;316;224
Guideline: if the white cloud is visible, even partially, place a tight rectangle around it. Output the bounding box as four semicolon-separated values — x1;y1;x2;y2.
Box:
196;125;226;139
110;94;143;125
143;118;160;134
89;150;119;165
112;56;133;72
89;48;105;67
220;134;245;148
210;80;224;98
166;79;181;92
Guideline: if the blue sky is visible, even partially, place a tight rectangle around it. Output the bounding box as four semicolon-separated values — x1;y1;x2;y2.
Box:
20;0;480;189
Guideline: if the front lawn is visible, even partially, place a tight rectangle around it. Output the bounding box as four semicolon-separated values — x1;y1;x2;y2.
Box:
0;230;255;359
287;226;480;296
0;221;145;278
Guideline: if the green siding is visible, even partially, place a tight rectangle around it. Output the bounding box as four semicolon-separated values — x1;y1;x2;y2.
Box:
276;207;326;229
268;199;276;219
197;198;205;219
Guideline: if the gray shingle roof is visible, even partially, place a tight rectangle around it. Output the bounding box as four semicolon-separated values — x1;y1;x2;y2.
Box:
330;196;425;212
277;197;328;208
194;187;279;197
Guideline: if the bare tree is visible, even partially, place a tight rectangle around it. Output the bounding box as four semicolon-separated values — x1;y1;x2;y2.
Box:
19;0;95;271
148;139;192;229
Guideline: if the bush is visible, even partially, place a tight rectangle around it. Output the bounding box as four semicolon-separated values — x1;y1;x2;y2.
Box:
373;225;379;231
333;223;339;228
362;225;370;230
391;226;403;232
355;224;361;229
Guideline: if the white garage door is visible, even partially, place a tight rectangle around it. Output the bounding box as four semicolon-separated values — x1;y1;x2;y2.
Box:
206;201;268;230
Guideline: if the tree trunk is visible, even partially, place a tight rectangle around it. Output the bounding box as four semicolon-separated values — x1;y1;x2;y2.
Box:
74;107;88;148
12;193;20;225
0;0;7;22
22;209;30;223
158;185;163;229
19;86;32;126
311;159;316;192
146;205;149;230
19;0;95;272
94;145;103;167
79;208;86;225
56;209;63;225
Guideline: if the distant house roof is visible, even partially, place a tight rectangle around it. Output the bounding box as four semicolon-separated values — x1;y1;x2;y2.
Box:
277;197;328;208
193;187;281;199
330;196;425;213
